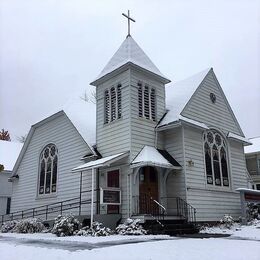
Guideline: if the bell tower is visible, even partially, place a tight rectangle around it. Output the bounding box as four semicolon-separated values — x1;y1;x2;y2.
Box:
90;11;170;159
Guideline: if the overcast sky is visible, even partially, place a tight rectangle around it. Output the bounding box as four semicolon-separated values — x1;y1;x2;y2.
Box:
0;0;259;141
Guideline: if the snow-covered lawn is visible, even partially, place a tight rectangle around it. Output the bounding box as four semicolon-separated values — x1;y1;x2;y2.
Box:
200;220;260;240
0;222;259;260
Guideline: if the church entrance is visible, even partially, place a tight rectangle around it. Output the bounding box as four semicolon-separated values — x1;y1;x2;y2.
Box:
139;166;159;214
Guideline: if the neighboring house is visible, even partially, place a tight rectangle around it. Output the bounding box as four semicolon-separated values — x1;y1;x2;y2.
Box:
7;34;251;225
245;137;260;190
0;140;23;215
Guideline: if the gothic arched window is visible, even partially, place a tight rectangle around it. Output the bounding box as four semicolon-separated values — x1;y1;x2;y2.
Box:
203;130;229;187
39;144;58;195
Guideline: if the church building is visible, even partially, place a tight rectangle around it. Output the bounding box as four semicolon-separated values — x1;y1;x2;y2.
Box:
5;14;251;228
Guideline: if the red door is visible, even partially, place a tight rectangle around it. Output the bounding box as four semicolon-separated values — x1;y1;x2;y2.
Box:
107;170;120;214
139;166;158;214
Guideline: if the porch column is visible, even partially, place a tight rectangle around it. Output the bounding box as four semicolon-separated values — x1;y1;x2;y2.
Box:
90;167;95;227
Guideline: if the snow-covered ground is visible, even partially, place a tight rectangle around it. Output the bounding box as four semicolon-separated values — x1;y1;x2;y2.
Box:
200;220;260;240
0;223;260;260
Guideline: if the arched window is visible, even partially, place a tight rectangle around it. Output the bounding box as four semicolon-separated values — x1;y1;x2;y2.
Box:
104;84;122;124
104;90;110;123
39;144;58;195
137;82;156;121
203;130;229;187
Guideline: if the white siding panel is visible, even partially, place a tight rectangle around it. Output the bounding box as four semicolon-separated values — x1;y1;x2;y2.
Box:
11;114;94;217
163;128;186;200
184;126;248;221
182;71;243;136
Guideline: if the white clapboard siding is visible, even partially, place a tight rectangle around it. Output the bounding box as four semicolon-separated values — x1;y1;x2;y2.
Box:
11;113;95;217
182;70;243;136
163;128;186;200
98;160;129;219
96;70;131;157
184;126;248;221
0;172;12;215
130;70;166;160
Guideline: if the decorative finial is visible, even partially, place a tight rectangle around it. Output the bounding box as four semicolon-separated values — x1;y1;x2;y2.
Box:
122;10;135;37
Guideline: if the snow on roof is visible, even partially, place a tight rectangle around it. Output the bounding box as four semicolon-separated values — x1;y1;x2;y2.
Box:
236;188;260;195
227;132;251;145
0;140;23;171
179;115;209;129
158;68;211;127
63;98;96;146
244;137;260;154
131;146;176;169
32;95;96;148
92;36;169;83
72;152;128;172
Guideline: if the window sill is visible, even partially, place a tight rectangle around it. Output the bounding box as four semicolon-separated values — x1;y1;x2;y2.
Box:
138;116;157;124
187;186;235;194
103;117;123;126
36;193;58;200
205;184;232;192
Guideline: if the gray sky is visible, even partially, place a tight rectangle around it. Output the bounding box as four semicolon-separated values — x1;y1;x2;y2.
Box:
0;0;259;141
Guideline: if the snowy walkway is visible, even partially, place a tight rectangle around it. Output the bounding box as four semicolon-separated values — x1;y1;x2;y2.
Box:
1;223;260;260
0;234;173;251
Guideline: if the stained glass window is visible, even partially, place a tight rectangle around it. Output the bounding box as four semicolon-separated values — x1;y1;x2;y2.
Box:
38;144;58;195
203;130;229;187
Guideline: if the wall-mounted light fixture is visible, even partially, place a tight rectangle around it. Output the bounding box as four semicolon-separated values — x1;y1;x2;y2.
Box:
187;159;194;167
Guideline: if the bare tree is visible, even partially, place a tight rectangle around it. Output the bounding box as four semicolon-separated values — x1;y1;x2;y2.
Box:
80;90;96;104
17;134;27;143
0;129;11;141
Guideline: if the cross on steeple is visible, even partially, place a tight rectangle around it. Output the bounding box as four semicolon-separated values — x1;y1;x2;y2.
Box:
122;10;135;37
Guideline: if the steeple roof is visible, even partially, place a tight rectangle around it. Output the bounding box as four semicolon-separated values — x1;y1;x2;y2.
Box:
91;36;170;85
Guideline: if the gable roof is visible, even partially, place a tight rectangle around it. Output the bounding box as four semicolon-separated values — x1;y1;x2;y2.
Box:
0;140;23;171
131;145;181;169
91;36;170;85
12;97;96;176
63;98;96;147
245;137;260;154
158;68;211;127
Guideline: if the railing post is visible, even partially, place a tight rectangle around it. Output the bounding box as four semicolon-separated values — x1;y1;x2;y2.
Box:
1;215;3;225
46;205;48;220
61;202;63;215
11;213;13;221
32;208;35;218
21;211;23;219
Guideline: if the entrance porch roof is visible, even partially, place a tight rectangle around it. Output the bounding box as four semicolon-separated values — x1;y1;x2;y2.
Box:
72;151;129;172
131;146;182;170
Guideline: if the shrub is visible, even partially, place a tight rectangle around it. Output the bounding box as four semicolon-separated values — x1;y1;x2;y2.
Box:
13;218;44;233
246;202;260;221
52;214;80;237
220;214;234;229
77;221;112;237
116;218;147;235
0;220;18;233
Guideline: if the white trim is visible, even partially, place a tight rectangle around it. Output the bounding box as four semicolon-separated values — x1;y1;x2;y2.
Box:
227;132;252;145
72;152;129;172
203;130;232;190
36;143;59;198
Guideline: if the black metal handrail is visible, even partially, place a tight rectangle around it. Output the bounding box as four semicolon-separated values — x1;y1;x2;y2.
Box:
0;189;99;225
176;197;196;223
133;193;166;222
133;195;196;223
